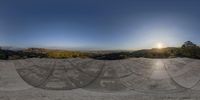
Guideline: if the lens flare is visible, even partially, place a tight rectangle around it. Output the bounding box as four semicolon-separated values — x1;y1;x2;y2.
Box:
157;42;164;49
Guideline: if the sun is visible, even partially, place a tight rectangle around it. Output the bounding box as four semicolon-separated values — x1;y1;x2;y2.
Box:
156;42;164;49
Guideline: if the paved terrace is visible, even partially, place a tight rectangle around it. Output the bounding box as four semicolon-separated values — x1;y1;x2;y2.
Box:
0;58;200;100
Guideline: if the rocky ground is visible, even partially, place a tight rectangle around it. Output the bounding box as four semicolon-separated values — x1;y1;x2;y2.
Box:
1;58;200;100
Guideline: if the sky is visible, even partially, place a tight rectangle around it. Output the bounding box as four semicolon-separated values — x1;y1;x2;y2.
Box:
0;0;200;50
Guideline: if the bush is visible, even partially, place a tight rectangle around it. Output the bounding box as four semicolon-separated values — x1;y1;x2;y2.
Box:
0;50;6;59
47;51;87;59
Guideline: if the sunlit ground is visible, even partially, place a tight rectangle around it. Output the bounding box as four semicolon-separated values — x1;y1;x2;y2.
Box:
151;60;169;79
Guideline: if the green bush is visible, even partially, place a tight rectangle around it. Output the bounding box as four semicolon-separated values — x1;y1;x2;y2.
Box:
0;50;6;59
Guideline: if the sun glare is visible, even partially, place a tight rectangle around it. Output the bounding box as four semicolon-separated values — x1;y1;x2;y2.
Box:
157;42;164;49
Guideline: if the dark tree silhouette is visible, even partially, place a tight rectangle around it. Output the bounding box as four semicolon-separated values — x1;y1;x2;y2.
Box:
181;41;200;58
182;41;197;48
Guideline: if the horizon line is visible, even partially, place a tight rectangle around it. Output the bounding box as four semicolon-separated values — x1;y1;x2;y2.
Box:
0;45;183;51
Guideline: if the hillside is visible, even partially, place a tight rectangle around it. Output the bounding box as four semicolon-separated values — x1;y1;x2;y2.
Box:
0;41;200;60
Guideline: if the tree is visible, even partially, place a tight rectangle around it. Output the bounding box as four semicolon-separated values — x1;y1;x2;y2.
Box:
181;41;200;58
182;41;197;48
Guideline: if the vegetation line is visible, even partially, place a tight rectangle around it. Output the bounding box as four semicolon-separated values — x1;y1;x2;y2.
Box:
0;41;200;60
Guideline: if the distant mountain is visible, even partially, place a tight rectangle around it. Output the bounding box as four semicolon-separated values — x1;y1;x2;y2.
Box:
0;41;200;60
23;48;49;54
0;46;24;51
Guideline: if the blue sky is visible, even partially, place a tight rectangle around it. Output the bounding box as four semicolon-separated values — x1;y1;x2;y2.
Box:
0;0;200;50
